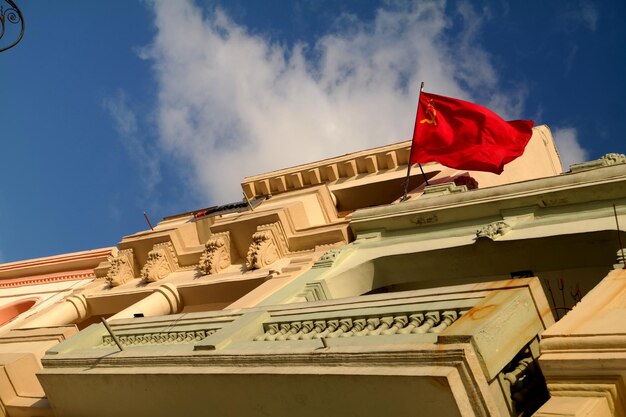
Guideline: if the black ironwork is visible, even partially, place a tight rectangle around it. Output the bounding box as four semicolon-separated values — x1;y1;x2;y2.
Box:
0;0;24;53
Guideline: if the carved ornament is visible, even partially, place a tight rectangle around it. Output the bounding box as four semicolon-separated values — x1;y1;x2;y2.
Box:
254;309;460;341
296;281;329;301
105;249;137;287
476;221;512;240
103;329;216;347
312;248;345;269
198;232;231;275
570;153;626;172
246;223;289;270
141;242;179;283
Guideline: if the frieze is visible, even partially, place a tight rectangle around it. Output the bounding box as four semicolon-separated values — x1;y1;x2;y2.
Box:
254;310;461;341
422;182;467;197
141;242;179;283
102;329;216;347
0;271;95;289
410;213;439;226
198;232;231;275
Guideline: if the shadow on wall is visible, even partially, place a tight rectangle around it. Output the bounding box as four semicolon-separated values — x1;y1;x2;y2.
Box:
0;298;38;327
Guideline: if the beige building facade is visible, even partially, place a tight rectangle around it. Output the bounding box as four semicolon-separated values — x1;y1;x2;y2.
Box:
1;125;626;416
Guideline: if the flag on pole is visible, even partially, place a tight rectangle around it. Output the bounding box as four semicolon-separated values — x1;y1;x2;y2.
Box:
410;92;534;174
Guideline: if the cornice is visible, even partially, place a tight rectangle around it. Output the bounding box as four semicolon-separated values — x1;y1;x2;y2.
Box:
0;269;96;289
0;247;114;280
241;141;417;198
351;163;626;234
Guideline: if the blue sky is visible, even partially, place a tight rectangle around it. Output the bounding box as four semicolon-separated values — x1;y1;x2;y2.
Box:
1;0;625;263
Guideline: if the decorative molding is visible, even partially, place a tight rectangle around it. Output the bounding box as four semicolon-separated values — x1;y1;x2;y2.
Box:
296;281;329;301
241;141;412;198
476;221;513;240
570;153;626;173
246;223;289;270
312;248;345;269
141;242;179;283
0;270;95;289
198;232;231;275
105;249;137;287
547;379;625;417
254;310;461;341
422;182;468;197
103;329;216;347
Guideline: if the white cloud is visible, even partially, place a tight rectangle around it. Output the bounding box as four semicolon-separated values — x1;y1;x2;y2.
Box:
564;1;599;32
579;1;599;31
137;0;539;203
552;127;589;169
103;90;162;194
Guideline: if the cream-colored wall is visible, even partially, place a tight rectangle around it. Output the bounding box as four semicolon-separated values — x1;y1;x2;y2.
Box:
470;125;563;188
0;278;94;333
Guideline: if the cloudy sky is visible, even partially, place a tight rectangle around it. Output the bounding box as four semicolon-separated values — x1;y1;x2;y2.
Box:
2;0;625;262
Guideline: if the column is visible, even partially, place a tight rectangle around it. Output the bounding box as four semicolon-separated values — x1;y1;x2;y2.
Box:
21;294;88;328
109;283;181;320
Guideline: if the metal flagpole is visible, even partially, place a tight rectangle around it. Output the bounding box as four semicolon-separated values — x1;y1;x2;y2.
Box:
401;82;430;202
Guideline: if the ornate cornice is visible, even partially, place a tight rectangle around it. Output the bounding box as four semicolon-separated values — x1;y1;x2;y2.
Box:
0;248;114;279
103;329;217;347
198;232;231;275
254;310;460;341
246;223;289;270
105;249;137;287
312;247;345;269
141;242;179;283
0;270;95;289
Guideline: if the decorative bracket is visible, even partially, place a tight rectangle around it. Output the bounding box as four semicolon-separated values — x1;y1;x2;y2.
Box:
198;232;231;275
105;249;138;287
246;223;289;270
476;221;513;240
141;242;179;283
312;247;345;269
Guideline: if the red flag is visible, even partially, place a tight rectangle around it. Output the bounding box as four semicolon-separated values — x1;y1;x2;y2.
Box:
410;92;533;174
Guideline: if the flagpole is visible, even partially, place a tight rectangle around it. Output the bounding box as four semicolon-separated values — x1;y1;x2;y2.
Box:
401;82;430;202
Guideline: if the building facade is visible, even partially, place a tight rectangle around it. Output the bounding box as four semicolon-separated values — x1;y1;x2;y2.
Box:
1;125;625;416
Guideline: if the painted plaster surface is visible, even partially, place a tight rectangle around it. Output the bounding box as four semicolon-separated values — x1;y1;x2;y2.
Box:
39;278;552;417
537;269;626;417
2;130;626;417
